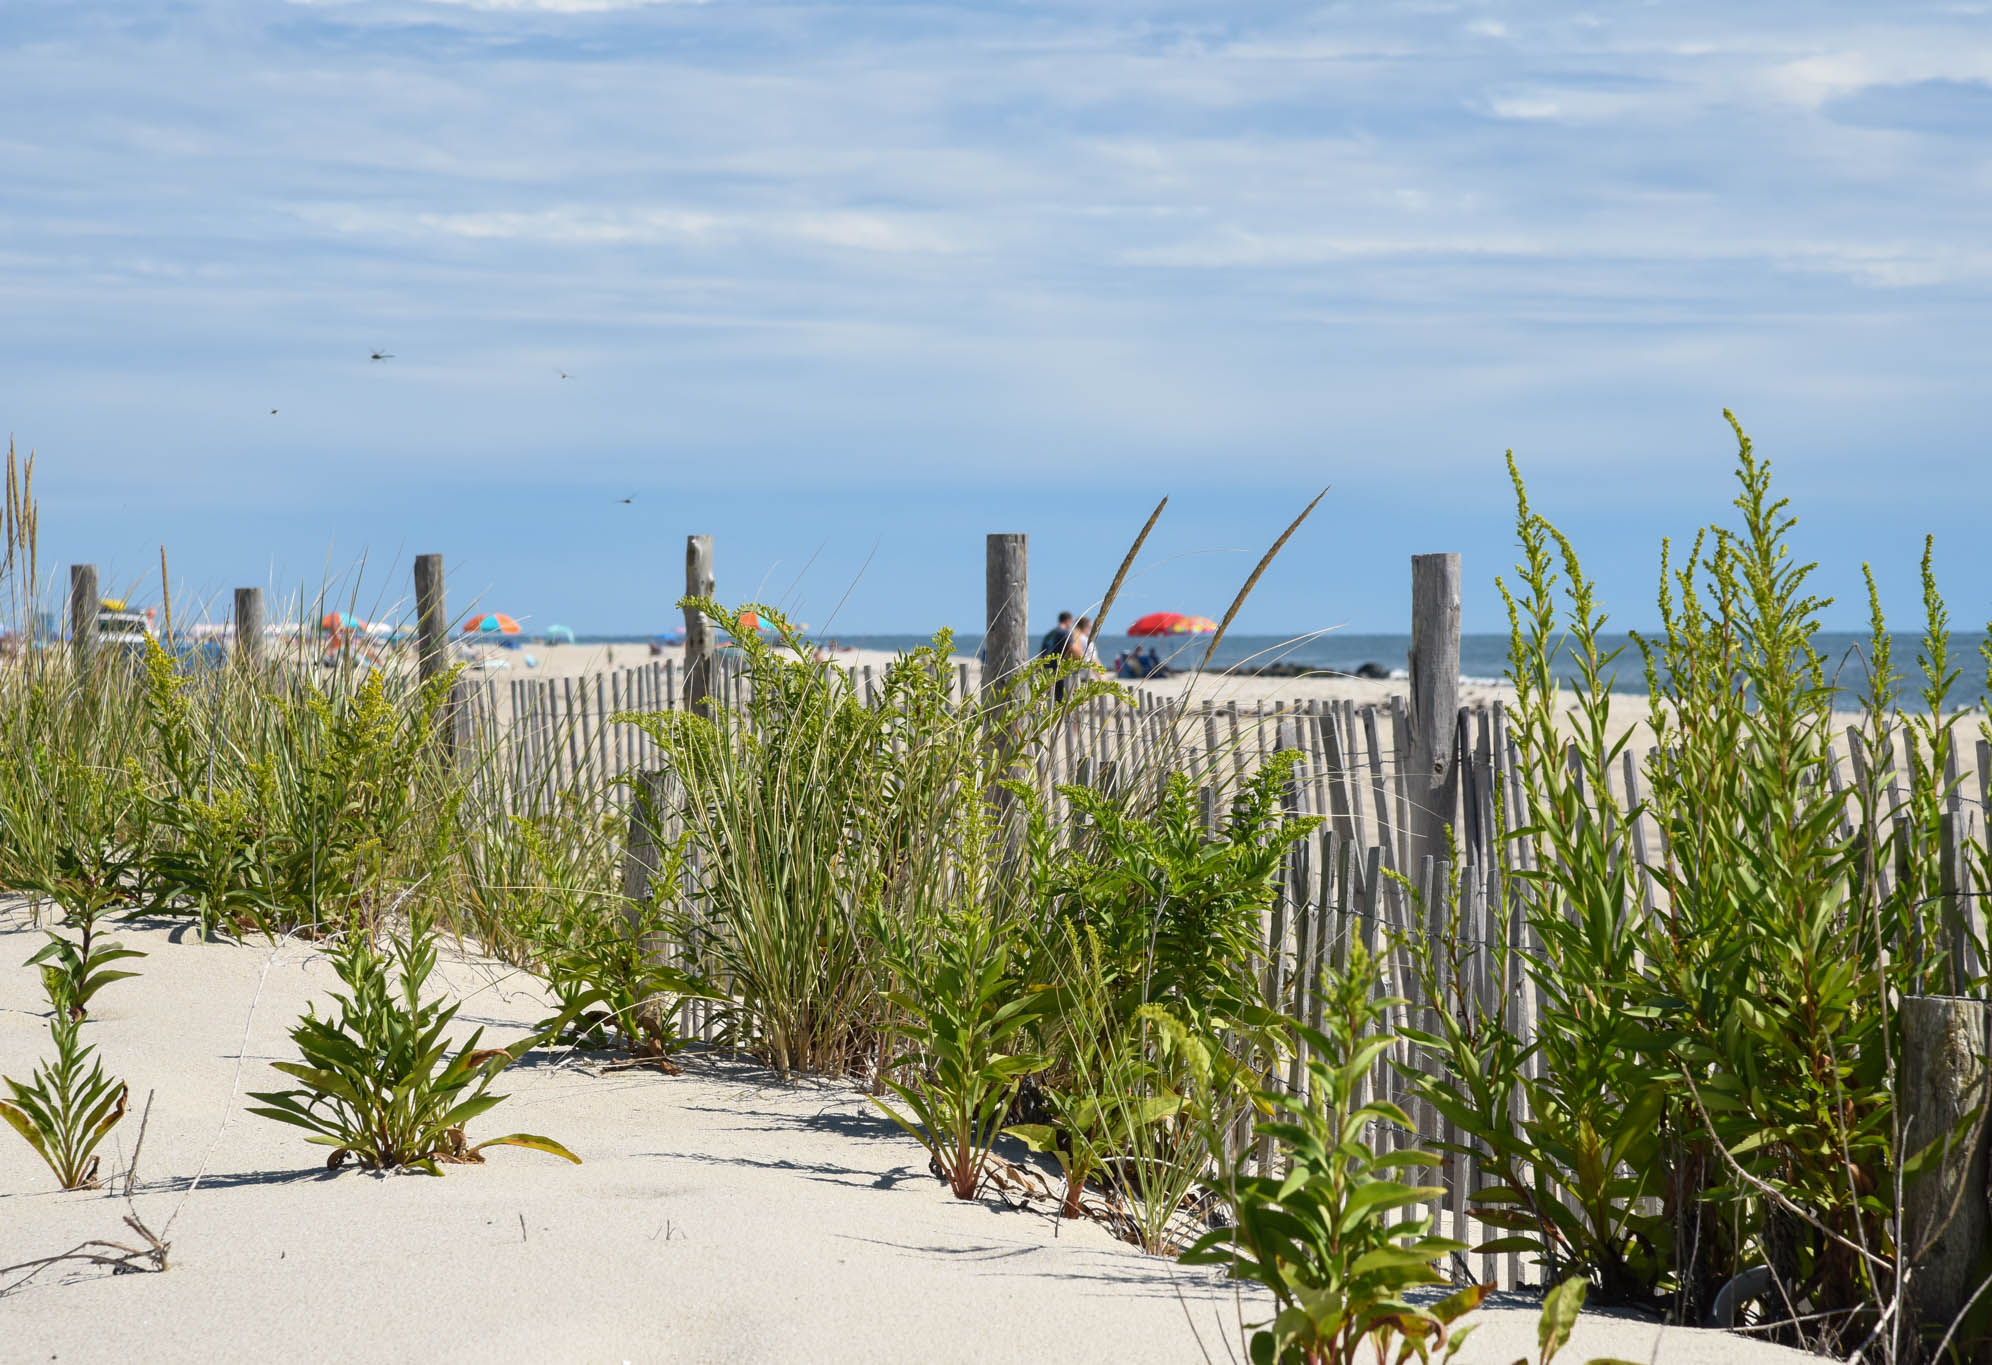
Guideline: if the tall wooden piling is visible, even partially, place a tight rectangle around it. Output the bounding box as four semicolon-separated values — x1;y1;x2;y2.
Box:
233;586;265;669
413;553;447;685
1902;995;1992;1363
683;534;715;716
1407;553;1461;875
983;533;1028;708
68;563;97;670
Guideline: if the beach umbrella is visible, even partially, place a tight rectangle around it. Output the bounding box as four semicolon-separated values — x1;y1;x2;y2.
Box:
321;611;363;632
1126;611;1218;637
463;613;522;636
545;624;575;644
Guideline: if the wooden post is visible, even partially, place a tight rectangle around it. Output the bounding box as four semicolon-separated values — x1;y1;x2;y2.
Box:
983;533;1028;707
1903;995;1992;1363
1407;553;1462;876
68;564;97;670
413;553;447;684
683;534;715;716
620;770;669;913
232;587;264;669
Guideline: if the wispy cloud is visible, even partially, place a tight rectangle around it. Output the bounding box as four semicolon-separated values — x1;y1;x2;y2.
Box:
0;0;1988;631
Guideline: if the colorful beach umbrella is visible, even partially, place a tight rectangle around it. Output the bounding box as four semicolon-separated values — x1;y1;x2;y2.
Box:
463;613;522;636
321;611;363;632
1126;611;1218;637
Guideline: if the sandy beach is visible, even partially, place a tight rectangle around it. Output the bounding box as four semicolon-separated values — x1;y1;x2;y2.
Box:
459;638;1923;766
0;906;1815;1364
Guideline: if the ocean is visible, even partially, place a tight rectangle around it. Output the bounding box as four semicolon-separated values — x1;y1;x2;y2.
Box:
571;630;1977;697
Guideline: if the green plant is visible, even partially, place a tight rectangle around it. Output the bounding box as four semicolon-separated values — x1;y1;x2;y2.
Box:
1185;943;1483;1365
1409;417;1927;1347
1009;924;1167;1219
542;896;710;1063
248;918;579;1174
1011;922;1261;1252
624;603;1100;1077
1410;462;1673;1306
139;640;463;938
0;991;129;1190
27;928;145;1022
1024;752;1319;1035
1632;417;1895;1337
873;911;1049;1200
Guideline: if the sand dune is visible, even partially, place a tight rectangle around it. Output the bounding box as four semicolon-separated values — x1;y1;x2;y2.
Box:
0;908;1813;1364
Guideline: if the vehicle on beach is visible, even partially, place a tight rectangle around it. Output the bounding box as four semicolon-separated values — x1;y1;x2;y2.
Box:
96;597;157;658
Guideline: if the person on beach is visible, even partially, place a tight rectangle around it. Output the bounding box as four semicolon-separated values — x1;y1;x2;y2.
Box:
1040;610;1075;700
1038;611;1073;663
1065;616;1099;669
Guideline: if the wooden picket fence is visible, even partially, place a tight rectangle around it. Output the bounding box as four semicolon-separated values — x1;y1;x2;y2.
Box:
454;652;1991;1290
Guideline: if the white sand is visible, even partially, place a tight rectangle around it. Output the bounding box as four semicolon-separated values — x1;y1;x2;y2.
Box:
0;909;1812;1364
481;639;1914;767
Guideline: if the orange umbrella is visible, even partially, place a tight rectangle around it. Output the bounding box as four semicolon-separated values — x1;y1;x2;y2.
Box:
1127;611;1217;636
463;613;521;635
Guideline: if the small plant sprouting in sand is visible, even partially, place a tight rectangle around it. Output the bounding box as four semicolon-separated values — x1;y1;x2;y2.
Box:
0;981;129;1191
248;916;580;1175
1185;943;1482;1365
872;911;1049;1201
27;930;145;1024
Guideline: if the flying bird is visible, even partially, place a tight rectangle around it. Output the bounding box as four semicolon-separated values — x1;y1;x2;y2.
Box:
270;409;278;415
556;369;571;380
370;350;394;362
618;497;633;504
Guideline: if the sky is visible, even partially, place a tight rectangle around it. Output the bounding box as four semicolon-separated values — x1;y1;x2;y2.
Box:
1;1;1989;639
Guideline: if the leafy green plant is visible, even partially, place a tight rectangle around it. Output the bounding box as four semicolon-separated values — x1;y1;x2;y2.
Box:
1024;752;1319;1035
1409;417;1931;1347
27;928;145;1022
873;911;1048;1200
140;641;463;938
542;897;711;1064
0;991;129;1190
1632;417;1896;1336
1408;453;1676;1307
1186;943;1483;1365
248;919;579;1174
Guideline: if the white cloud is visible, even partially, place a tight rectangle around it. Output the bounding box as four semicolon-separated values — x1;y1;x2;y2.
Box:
1763;43;1992;110
290;204;968;254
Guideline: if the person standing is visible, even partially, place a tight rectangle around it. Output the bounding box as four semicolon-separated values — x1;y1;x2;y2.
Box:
1038;611;1073;662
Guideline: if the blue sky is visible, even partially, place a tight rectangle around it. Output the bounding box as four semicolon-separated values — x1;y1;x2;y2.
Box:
2;1;1989;638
